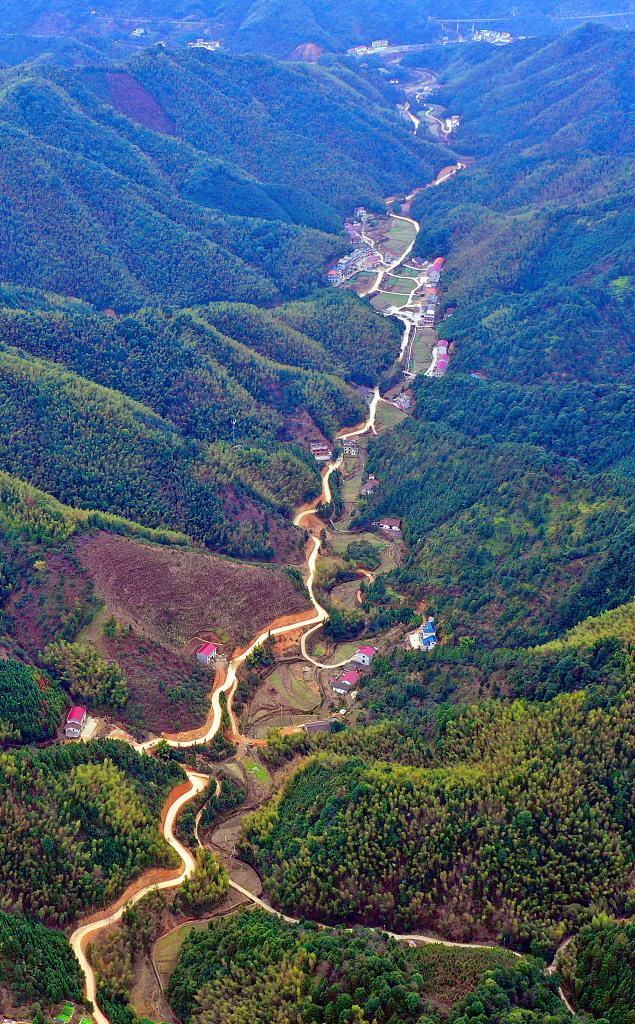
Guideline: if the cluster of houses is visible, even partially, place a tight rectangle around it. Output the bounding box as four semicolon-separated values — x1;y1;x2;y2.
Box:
328;245;382;285
188;38;221;50
423;256;445;326
409;617;438;651
473;29;514;45
444;115;462;134
431;340;450;377
346;40;389;56
331;645;378;695
310;440;333;463
361;474;381;496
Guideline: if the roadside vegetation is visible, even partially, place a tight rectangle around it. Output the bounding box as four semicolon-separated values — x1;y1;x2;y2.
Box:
241;686;635;953
0;740;182;926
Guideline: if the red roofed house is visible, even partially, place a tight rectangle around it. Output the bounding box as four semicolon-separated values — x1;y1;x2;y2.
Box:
65;706;87;739
197;642;218;665
354;646;378;667
332;669;361;694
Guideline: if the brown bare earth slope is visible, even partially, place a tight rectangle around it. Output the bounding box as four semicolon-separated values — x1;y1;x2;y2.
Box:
107;72;177;135
77;532;311;649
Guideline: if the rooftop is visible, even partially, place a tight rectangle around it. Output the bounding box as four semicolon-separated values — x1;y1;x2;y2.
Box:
341;669;361;685
67;706;86;724
197;642;217;656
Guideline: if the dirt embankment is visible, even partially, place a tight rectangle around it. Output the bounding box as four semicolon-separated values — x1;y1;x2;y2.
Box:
77;532;313;650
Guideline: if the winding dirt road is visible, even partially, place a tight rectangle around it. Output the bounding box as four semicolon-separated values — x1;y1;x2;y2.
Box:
67;327;574;1021
70;770;209;1024
68;392;383;1021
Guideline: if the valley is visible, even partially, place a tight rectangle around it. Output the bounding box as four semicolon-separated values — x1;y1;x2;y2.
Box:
1;20;635;1024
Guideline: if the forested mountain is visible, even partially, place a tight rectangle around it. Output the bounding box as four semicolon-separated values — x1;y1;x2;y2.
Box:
408;26;635;386
0;46;433;564
0;288;401;558
364;416;635;647
0;0;573;66
352;25;635;662
241;686;635;953
0;48;443;309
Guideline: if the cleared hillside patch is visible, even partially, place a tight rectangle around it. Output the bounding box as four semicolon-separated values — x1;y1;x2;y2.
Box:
76;532;312;650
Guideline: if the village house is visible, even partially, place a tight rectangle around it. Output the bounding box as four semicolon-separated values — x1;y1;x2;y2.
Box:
377;517;402;532
302;721;334;734
310;444;332;462
409;617;437;650
188;38;221;50
360;474;381;495
393;393;411;410
419;617;437;650
354;646;377;667
65;706;87;739
371;39;389;49
332;669;361;694
343;440;359;456
196;642;218;665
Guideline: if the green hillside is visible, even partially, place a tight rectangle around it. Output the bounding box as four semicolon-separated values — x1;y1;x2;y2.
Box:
0;739;182;926
167;909;557;1024
0;911;84;1007
0;49;443;310
241;685;635;952
408;26;635;386
560;917;635;1023
364;418;635;647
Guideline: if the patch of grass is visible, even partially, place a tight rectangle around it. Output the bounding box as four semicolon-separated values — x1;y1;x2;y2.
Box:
265;666;319;712
375;401;409;430
244;758;268;780
409;331;434;375
342;469;364;502
412;943;523;1012
154;920;212;986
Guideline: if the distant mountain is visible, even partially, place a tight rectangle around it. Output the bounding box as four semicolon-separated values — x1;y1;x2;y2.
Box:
0;0;602;65
0;48;443;310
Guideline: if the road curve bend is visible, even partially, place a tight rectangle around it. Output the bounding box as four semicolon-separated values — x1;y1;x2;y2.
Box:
69;770;209;1024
